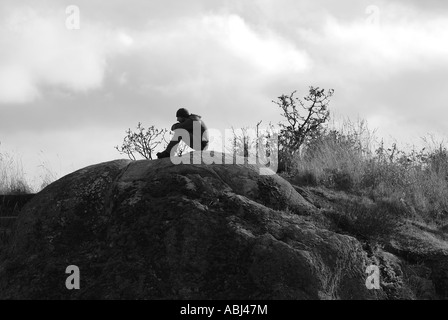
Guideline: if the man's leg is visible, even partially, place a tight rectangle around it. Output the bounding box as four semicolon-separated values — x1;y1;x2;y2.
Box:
157;127;192;159
165;139;180;154
157;139;180;158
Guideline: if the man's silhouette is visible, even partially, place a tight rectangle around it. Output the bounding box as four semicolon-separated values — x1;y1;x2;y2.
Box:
156;108;209;159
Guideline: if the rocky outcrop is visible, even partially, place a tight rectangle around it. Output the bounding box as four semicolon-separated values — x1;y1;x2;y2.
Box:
0;152;384;300
0;151;447;299
0;194;36;250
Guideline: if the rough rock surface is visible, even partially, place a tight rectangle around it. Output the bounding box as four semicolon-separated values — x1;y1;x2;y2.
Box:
291;185;448;300
1;152;447;299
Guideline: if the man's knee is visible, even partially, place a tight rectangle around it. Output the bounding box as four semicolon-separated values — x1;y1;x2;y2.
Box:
172;128;190;142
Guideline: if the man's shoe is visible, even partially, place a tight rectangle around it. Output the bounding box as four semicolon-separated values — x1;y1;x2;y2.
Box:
156;151;170;159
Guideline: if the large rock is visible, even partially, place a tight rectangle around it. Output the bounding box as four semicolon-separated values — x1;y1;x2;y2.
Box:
0;152;383;299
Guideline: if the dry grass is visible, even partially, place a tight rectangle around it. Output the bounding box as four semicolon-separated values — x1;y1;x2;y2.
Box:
291;119;448;227
0;150;32;195
0;147;57;194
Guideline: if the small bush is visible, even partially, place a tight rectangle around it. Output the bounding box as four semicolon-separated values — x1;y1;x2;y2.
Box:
324;167;355;191
292;169;318;186
293;119;372;190
273;87;334;172
326;198;407;241
115;122;168;160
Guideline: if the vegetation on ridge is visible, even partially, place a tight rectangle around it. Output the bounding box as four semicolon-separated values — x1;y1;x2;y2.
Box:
2;86;448;234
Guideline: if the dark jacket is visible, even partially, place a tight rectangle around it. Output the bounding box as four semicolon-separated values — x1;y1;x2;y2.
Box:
171;114;209;144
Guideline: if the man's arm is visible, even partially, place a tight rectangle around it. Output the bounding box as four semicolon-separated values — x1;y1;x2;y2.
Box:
171;118;194;131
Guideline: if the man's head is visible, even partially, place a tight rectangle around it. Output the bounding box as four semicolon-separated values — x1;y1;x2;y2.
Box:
176;108;190;122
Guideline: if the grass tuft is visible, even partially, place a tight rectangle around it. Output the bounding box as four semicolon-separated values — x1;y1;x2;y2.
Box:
292;119;448;227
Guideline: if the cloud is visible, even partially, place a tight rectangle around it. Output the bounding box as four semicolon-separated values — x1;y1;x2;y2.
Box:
0;6;130;104
305;4;448;77
0;65;39;103
285;3;448;115
0;3;313;103
202;14;312;75
89;12;313;127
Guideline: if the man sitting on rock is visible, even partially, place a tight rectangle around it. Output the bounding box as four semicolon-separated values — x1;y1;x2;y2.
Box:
156;108;209;159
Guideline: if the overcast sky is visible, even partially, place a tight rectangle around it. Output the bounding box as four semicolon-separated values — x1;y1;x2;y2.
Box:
1;0;447;189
